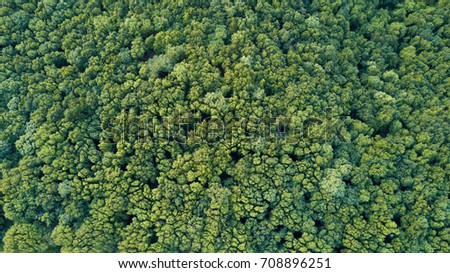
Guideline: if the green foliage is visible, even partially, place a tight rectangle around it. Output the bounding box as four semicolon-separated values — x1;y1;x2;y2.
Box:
0;0;449;253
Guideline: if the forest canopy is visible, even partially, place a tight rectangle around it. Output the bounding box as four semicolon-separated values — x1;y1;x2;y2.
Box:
0;0;449;252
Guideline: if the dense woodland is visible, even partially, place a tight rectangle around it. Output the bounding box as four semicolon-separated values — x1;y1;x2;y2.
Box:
0;0;449;252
